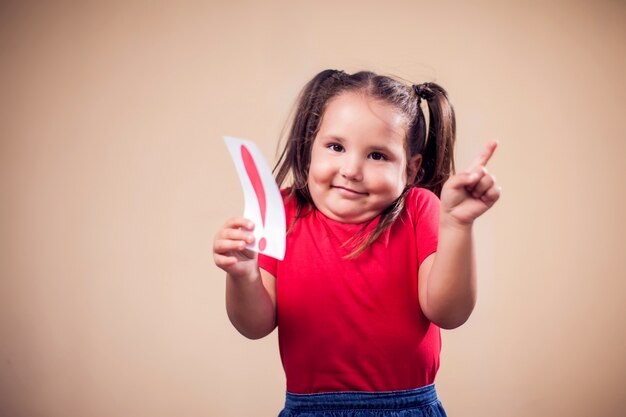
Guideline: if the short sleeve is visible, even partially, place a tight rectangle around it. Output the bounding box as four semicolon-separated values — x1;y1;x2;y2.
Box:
258;252;277;276
408;187;440;266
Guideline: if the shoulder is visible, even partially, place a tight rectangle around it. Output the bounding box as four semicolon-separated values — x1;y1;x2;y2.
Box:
279;187;314;226
403;188;440;260
402;187;440;231
280;187;292;199
280;187;298;214
405;187;440;213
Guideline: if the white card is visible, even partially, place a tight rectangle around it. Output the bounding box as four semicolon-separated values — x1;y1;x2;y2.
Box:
223;136;286;260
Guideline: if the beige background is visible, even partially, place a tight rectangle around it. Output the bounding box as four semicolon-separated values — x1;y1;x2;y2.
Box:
1;1;625;416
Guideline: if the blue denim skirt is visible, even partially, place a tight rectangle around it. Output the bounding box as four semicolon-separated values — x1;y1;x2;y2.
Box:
278;384;447;417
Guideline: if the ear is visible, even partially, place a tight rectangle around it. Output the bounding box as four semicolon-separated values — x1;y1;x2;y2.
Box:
406;154;422;184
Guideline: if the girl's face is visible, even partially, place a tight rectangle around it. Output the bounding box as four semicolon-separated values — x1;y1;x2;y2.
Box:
307;91;410;224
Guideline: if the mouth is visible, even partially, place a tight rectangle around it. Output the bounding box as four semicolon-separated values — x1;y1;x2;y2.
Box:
331;185;368;196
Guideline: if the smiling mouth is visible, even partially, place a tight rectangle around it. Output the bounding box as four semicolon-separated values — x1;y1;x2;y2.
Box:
332;185;368;196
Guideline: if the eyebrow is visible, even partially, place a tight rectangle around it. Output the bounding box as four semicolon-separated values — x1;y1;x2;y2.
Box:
319;134;345;143
368;145;393;152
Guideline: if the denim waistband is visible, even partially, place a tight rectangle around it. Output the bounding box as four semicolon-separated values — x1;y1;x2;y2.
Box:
283;384;439;412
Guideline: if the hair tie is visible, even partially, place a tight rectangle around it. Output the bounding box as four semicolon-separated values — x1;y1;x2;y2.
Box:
413;83;434;103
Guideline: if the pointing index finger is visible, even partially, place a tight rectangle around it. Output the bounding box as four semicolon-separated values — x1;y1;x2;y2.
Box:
467;140;498;172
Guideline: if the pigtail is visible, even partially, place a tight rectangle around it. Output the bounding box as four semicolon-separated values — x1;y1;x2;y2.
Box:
274;69;346;202
413;83;456;197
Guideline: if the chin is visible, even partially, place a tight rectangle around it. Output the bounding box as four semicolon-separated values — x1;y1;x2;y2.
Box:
332;210;378;224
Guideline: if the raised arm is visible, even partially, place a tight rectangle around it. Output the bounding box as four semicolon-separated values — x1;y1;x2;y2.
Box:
213;218;277;339
419;141;501;329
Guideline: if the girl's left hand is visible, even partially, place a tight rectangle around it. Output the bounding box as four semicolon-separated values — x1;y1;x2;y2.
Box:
440;140;502;226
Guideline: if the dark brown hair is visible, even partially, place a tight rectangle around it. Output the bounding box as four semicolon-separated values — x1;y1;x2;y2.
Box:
274;69;456;257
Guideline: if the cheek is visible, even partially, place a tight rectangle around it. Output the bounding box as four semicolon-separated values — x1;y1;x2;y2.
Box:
371;166;406;193
309;155;334;181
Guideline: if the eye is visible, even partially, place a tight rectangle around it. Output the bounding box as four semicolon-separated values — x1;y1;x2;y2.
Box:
368;152;387;161
327;143;344;152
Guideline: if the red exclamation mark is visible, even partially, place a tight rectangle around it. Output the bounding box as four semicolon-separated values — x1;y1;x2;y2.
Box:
240;145;267;252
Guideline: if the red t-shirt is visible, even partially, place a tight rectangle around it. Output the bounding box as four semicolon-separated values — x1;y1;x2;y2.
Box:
258;186;441;394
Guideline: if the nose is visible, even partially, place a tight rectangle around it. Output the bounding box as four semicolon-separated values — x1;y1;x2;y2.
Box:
339;155;363;181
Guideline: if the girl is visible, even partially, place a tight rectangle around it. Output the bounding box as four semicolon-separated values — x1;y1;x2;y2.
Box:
213;69;501;416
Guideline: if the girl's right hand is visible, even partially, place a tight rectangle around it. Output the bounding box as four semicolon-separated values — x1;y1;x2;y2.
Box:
213;217;258;279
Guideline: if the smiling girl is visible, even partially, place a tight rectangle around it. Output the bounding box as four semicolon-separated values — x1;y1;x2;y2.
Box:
213;69;501;416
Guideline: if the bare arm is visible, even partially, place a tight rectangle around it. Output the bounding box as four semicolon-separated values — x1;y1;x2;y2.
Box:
419;141;501;329
214;218;277;339
418;222;476;329
225;268;277;339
